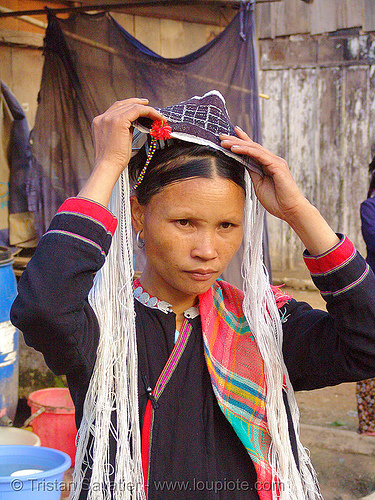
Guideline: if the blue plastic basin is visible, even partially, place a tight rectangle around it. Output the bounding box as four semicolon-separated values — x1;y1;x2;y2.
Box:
0;445;71;499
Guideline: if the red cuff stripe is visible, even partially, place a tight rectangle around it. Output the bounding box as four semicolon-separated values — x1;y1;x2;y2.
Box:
303;235;356;275
57;197;117;235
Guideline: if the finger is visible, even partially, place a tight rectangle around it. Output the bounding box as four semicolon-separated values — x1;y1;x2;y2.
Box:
220;136;260;149
107;97;149;111
220;137;246;150
133;104;165;122
93;99;151;125
101;99;165;124
221;138;279;162
220;139;257;155
220;136;259;151
108;101;164;121
219;134;237;142
248;169;263;188
230;144;273;165
220;137;263;163
97;104;165;131
234;125;252;141
219;127;252;142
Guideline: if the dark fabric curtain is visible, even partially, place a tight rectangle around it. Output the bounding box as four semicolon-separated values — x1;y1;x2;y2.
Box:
1;82;30;216
29;3;271;284
0;81;34;247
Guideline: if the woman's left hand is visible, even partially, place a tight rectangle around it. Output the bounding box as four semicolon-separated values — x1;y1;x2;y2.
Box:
220;127;340;256
220;127;309;224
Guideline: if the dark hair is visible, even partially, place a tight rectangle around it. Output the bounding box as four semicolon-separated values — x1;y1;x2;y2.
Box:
368;156;375;198
128;140;246;205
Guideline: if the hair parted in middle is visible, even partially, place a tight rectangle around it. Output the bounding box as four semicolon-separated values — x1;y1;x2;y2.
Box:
128;140;246;206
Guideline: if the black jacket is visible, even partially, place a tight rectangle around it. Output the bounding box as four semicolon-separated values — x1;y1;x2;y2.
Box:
10;205;375;499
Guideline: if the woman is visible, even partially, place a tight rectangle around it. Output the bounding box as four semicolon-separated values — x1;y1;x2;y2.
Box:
356;156;375;435
11;93;375;500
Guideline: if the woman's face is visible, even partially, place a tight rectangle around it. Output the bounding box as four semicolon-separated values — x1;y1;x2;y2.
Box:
131;176;245;306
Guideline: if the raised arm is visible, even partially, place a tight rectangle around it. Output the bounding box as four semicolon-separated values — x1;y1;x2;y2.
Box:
10;99;162;391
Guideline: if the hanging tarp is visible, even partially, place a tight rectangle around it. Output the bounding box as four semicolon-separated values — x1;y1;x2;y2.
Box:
30;4;261;232
29;3;269;285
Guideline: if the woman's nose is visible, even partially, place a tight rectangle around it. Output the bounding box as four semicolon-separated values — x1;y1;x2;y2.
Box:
191;231;218;260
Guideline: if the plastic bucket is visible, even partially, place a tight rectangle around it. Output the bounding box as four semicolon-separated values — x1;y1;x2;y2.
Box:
0;445;71;499
27;388;76;465
0;247;18;424
0;427;41;446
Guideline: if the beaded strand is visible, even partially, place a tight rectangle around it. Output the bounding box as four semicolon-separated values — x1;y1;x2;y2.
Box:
133;119;172;190
133;138;157;189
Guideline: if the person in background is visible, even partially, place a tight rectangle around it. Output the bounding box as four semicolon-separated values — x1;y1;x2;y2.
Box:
356;156;375;435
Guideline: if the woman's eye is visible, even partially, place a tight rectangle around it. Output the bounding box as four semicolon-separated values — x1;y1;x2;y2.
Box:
221;222;233;229
176;219;189;226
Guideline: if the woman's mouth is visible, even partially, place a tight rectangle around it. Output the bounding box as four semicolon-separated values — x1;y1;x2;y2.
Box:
185;269;217;281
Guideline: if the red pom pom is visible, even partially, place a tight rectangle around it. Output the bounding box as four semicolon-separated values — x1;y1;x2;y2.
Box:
150;120;172;140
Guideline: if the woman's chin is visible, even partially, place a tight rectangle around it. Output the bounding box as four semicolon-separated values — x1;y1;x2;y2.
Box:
181;274;219;296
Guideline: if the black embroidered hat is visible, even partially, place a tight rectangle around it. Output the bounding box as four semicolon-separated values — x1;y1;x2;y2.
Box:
133;90;263;176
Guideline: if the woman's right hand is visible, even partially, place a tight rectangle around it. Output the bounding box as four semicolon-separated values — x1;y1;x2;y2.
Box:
92;98;164;175
78;98;164;206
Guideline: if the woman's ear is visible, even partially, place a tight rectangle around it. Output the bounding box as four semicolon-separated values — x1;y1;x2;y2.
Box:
130;195;145;233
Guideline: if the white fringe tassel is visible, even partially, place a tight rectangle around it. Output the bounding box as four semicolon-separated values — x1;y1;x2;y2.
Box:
241;172;322;500
71;172;145;500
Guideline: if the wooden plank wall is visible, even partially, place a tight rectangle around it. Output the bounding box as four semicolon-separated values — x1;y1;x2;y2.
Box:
0;42;43;129
259;35;375;270
0;0;66;128
1;0;374;38
0;0;67;34
255;0;375;39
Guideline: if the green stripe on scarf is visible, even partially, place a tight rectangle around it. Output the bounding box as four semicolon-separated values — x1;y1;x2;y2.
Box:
199;280;274;500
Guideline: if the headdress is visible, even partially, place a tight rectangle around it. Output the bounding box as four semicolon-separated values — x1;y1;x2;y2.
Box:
132;89;263;181
72;91;321;500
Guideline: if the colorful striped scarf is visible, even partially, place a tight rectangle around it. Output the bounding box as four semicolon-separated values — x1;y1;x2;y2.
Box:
199;280;289;500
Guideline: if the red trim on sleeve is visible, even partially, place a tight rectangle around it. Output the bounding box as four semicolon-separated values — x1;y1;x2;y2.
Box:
303;235;356;275
57;197;117;235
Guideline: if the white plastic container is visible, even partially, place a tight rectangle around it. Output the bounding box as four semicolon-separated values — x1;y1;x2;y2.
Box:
0;426;41;446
